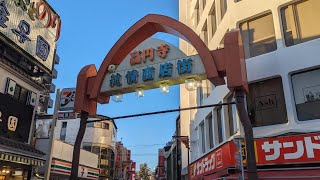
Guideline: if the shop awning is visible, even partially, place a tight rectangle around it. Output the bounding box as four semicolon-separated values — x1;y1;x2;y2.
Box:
0;137;46;167
0;152;45;166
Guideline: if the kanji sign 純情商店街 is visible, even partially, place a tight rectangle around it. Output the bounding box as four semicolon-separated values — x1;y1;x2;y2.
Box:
100;38;207;96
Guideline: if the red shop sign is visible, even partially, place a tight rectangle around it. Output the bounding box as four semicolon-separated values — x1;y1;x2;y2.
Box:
189;141;237;180
255;132;320;165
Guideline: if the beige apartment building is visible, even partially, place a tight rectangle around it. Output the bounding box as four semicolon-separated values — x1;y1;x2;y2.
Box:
179;0;320;179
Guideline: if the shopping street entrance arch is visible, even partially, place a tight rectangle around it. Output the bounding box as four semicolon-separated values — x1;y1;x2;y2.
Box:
72;14;257;179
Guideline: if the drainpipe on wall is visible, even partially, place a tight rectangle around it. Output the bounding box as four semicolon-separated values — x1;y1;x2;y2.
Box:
234;90;258;180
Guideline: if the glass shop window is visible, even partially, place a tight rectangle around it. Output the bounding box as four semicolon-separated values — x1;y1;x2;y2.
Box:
240;13;277;58
292;68;320;121
281;0;320;47
246;77;288;127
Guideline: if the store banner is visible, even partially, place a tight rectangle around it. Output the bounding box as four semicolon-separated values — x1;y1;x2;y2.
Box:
115;143;121;173
189;141;237;180
255;132;320;165
130;162;136;180
0;93;34;143
158;148;166;177
189;133;320;180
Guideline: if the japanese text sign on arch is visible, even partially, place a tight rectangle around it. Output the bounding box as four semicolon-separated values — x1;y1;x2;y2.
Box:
100;38;207;96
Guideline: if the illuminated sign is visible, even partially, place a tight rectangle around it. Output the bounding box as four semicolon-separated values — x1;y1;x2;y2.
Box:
59;88;76;111
0;0;61;72
100;38;207;95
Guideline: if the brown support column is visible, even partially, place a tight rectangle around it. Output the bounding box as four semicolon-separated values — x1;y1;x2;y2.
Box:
234;90;257;180
70;111;89;180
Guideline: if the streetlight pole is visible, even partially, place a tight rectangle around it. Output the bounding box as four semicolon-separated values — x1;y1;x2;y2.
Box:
44;89;62;180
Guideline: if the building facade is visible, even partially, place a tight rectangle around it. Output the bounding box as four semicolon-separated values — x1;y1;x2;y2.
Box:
0;0;61;179
35;139;100;179
114;142;133;180
179;0;320;179
36;115;118;179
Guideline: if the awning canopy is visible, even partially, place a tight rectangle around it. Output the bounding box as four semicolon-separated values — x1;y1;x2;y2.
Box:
0;152;45;167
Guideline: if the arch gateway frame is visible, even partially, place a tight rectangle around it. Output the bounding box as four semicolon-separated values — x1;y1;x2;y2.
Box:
72;14;257;179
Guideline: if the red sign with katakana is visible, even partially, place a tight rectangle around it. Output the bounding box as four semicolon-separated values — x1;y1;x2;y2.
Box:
189;141;237;180
255;133;320;165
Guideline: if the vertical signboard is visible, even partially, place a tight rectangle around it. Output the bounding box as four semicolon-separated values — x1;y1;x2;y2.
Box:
130;162;136;180
158;148;165;178
115;142;121;179
59;88;76;111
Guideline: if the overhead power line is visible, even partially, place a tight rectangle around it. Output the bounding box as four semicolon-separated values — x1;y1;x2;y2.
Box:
87;102;235;123
125;143;166;147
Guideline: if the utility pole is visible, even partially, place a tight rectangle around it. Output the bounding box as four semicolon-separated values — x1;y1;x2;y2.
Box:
234;90;258;180
44;89;62;180
70;111;89;179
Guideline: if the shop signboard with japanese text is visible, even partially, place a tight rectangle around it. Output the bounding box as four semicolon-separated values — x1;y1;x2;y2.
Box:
189;133;320;179
0;93;33;143
100;38;207;96
189;141;237;180
0;0;61;73
158;148;165;178
255;133;320;165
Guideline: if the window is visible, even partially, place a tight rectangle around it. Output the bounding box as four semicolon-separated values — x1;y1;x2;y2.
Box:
60;122;67;141
240;13;277;58
206;80;212;97
209;7;217;38
227;95;238;136
246;77;288;127
195;1;200;26
220;0;227;19
87;122;94;127
216;106;223;143
12;84;28;103
201;21;208;45
281;0;320;47
102;122;109;129
200;122;206;153
92;146;101;154
202;0;206;10
198;80;211;105
95;122;102;128
83;145;92;152
292;68;320;121
206;113;214;149
198;85;204;105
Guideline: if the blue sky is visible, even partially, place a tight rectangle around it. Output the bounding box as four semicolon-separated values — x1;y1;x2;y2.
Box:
48;0;180;169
